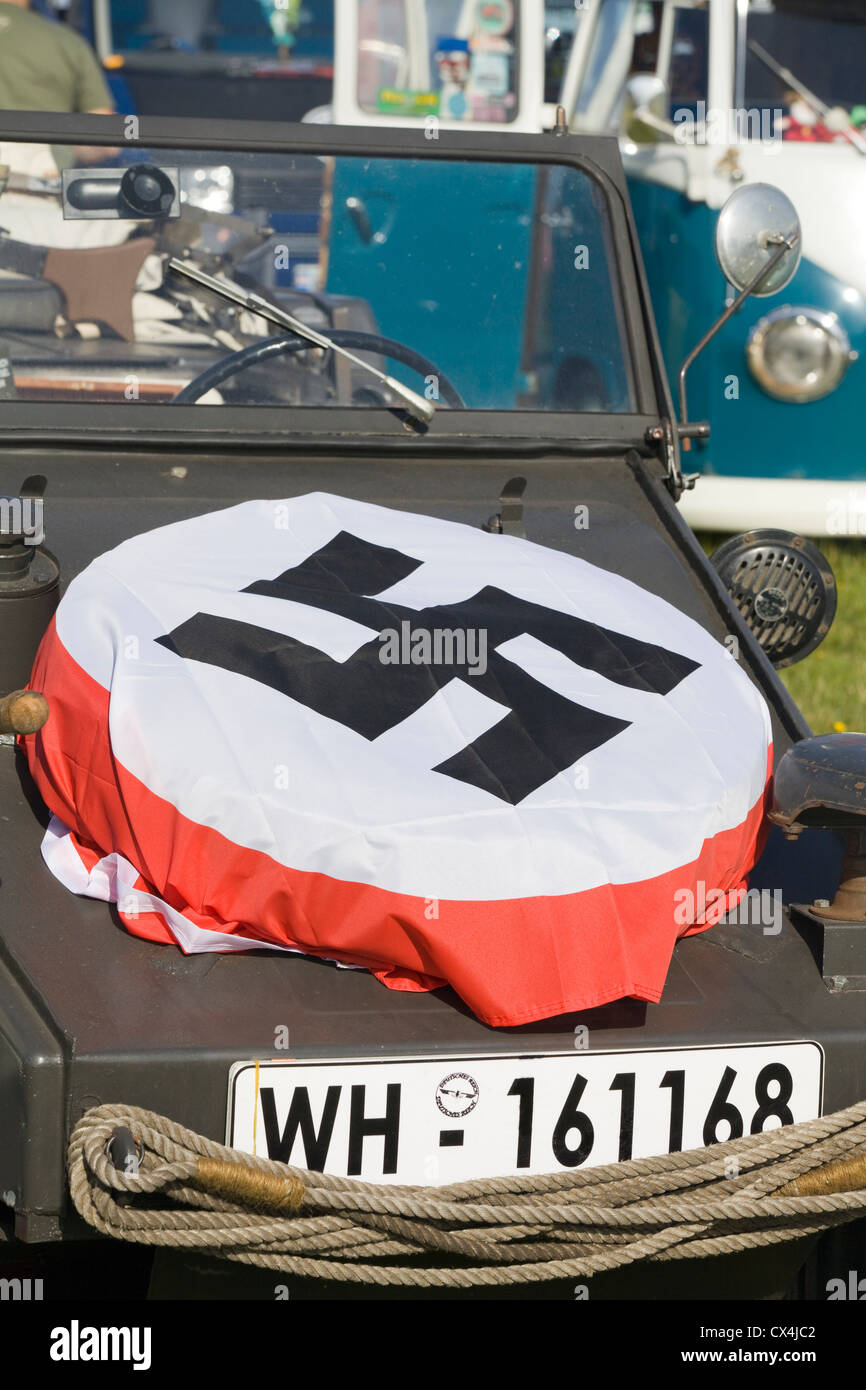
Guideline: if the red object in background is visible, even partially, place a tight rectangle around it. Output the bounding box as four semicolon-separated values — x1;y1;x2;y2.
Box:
781;117;843;143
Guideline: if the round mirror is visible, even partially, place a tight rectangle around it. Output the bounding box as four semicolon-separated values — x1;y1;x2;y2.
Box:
714;183;802;297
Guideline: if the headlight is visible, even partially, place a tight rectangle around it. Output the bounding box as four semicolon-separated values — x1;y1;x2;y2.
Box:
747;306;857;402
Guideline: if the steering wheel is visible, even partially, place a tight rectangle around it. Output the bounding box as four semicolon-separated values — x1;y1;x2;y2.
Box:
173;329;466;408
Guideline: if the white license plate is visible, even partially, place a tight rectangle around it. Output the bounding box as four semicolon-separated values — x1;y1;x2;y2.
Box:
226;1042;823;1185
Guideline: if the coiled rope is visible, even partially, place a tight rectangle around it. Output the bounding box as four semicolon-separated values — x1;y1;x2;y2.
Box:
68;1101;866;1288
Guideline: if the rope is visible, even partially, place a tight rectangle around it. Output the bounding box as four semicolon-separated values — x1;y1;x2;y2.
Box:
67;1102;866;1289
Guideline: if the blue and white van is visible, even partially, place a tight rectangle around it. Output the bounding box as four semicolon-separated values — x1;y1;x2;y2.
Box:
558;0;866;536
330;0;866;535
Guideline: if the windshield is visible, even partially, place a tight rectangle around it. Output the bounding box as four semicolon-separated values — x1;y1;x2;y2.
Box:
544;1;580;104
88;1;334;122
356;0;520;122
743;1;866;114
0;141;637;415
100;0;334;62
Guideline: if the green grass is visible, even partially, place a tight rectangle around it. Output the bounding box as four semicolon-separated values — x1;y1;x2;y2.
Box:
697;534;866;735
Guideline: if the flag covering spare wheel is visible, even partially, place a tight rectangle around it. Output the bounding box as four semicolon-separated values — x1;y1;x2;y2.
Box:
25;494;772;1027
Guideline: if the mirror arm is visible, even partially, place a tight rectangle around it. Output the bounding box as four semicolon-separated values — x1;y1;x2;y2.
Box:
677;422;710;441
631;105;677;141
677;231;799;448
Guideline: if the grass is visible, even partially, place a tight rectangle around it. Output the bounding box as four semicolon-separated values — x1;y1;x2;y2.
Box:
697;534;866;735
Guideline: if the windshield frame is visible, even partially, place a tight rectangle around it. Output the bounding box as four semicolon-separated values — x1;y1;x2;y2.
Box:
0;110;667;457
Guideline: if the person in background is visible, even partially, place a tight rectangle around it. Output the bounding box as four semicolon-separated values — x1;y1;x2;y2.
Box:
0;0;116;171
0;0;114;119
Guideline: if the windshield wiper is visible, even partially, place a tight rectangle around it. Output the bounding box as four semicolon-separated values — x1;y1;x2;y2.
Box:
748;39;866;155
168;257;436;426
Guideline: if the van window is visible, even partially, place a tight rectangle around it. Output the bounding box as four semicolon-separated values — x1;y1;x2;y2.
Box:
357;0;520;122
743;1;866;119
668;2;709;120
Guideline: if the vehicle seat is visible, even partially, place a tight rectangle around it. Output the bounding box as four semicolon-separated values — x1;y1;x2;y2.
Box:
0;276;63;333
42;238;157;341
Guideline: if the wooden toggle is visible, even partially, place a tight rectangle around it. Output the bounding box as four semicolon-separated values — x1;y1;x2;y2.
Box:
0;689;50;736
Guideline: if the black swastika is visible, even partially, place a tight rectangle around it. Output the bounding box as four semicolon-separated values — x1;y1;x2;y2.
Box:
157;531;699;803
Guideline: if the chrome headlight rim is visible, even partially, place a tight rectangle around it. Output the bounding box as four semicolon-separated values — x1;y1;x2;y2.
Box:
746;305;858;403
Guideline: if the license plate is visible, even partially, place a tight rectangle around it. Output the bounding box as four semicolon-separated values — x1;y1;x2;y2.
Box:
226;1042;823;1185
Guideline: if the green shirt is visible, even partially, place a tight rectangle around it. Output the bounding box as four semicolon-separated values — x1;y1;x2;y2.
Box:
0;3;113;113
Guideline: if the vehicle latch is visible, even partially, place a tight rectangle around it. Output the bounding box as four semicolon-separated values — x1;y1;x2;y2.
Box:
483;476;527;537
